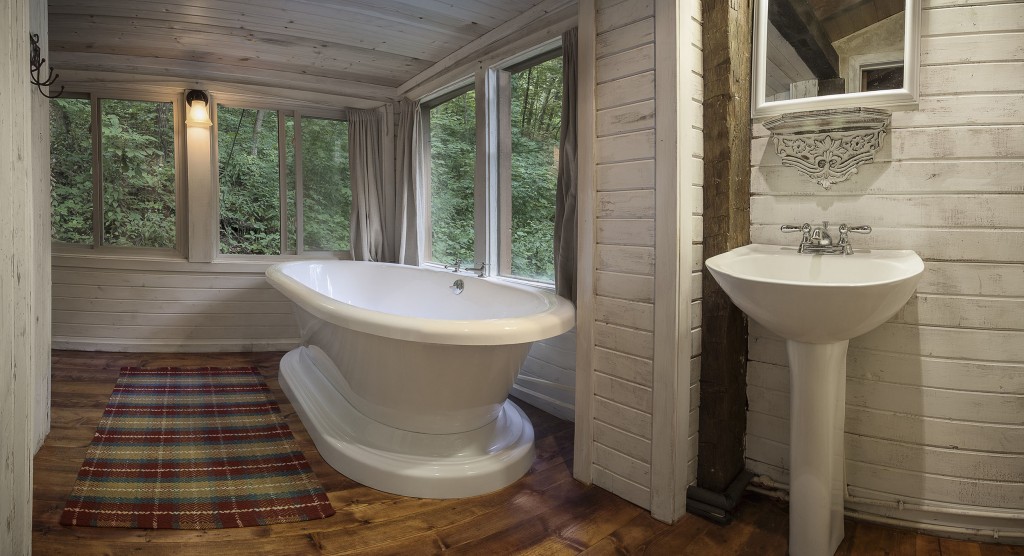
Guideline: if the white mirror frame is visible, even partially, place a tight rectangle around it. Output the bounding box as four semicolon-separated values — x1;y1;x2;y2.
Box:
752;0;921;119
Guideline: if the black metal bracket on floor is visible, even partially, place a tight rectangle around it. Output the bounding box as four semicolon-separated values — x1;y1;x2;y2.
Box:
685;469;755;525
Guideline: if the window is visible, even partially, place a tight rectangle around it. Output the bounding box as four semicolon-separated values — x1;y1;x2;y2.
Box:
301;117;350;252
216;105;349;255
504;54;562;283
425;87;477;267
50;97;93;244
422;46;563;285
217;107;286;255
862;64;904;92
50;95;181;250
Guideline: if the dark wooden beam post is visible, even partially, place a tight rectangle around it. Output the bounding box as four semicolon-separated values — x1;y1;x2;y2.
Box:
698;0;752;495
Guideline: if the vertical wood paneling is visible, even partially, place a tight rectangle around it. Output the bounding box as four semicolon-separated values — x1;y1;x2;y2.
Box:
746;1;1024;531
30;0;52;453
573;0;598;484
579;0;704;517
0;0;38;549
686;0;705;492
588;0;657;507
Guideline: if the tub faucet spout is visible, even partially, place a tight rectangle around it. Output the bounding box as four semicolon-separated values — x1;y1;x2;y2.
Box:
444;257;463;273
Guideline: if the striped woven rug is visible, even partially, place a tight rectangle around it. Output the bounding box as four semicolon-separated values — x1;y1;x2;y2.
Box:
60;366;335;529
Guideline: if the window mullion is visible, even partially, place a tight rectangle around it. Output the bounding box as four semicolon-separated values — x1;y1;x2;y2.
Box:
478;68;499;272
91;95;103;249
420;111;434;263
278;111;288;255
294;114;304;255
496;69;513;276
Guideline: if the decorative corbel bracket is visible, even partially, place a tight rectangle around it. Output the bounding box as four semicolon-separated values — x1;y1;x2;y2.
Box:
762;107;890;190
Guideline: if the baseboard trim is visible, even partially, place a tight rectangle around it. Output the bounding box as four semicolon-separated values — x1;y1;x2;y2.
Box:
53;337;300;353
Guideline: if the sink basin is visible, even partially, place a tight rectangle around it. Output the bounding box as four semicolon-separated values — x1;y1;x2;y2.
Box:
706;243;923;556
705;244;924;343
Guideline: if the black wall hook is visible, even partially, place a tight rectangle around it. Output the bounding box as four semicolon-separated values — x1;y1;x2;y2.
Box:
30;33;63;99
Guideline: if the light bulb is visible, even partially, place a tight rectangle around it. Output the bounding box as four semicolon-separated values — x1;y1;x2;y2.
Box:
186;98;212;127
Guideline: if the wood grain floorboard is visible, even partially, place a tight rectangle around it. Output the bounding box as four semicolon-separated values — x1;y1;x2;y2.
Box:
33;350;1017;555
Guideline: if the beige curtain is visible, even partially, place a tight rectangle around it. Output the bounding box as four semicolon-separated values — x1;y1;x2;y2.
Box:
394;99;423;266
349;106;388;261
349;103;421;264
554;28;578;303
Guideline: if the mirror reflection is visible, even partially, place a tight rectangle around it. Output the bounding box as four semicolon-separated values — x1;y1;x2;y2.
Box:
765;0;905;102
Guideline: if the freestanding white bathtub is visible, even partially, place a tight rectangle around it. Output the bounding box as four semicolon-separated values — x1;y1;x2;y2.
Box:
265;260;575;498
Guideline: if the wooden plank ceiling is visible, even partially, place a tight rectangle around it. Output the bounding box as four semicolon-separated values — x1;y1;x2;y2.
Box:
808;0;904;43
48;0;549;106
768;0;903;80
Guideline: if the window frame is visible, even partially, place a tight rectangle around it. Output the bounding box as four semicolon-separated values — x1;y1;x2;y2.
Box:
51;91;187;259
419;38;562;291
420;80;477;267
495;48;563;286
211;98;350;260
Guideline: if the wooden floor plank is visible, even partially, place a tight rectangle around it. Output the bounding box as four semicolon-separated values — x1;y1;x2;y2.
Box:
942;537;986;556
578;512;672;555
32;350;1019;555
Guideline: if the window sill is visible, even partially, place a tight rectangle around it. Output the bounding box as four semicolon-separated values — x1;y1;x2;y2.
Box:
52;248;346;273
493;275;556;293
421;262;556;293
52;245;186;261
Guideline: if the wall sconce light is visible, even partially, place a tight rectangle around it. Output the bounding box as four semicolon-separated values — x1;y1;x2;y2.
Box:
185;90;212;127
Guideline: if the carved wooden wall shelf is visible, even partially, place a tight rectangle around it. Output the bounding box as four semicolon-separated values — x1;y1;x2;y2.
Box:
762;107;891;189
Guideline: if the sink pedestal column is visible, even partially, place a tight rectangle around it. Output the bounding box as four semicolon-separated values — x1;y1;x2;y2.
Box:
787;339;849;556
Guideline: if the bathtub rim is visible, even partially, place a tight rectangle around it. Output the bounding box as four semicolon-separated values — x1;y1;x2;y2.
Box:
266;260;575;345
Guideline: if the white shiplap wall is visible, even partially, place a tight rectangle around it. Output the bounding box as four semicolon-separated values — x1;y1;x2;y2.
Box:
51;256;299;352
589;0;659;509
577;0;703;514
513;329;577;422
747;0;1024;534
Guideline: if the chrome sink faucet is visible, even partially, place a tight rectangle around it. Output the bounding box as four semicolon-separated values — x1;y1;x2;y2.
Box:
781;221;871;255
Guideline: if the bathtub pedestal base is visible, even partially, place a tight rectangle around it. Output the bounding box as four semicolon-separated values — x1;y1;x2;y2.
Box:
278;347;536;499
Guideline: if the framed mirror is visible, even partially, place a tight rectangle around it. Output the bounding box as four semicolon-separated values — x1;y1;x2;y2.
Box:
752;0;921;118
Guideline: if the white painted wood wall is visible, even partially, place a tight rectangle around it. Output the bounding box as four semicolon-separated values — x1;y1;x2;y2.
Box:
575;0;704;521
513;329;577;421
51;256;300;352
30;0;51;453
747;0;1024;535
1;0;47;549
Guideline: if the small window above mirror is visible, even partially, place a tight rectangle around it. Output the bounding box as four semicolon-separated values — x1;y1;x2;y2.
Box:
752;0;921;118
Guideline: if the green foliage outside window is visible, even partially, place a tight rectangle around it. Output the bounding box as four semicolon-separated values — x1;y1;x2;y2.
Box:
50;97;177;248
510;56;562;283
217;107;349;255
429;90;477;266
427;55;562;282
217;107;282;255
302;118;350;252
50;98;93;244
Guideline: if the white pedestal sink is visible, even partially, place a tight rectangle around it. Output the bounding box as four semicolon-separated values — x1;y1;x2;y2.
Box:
706;244;923;556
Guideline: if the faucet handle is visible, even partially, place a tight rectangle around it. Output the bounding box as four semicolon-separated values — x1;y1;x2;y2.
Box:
781;223;811;233
840;224;872;234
